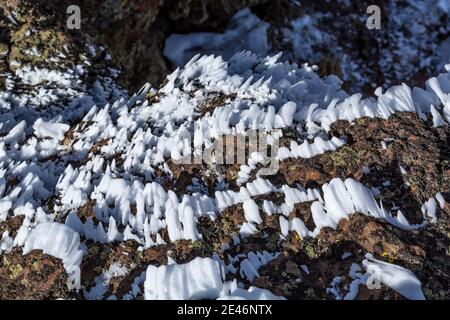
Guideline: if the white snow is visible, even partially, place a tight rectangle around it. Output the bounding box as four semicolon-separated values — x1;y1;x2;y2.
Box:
243;199;262;225
0;199;12;222
218;280;285;300
308;177;426;236
435;192;446;209
85;262;129;300
33;118;70;141
23;222;84;289
422;198;438;223
239;251;279;281
363;254;425;300
279;136;346;160
1;231;14;253
144;257;224;300
341;252;352;260
0;33;449;299
164;9;269;67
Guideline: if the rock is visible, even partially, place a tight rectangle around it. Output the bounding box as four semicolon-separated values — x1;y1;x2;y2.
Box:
0;0;448;301
0;248;75;300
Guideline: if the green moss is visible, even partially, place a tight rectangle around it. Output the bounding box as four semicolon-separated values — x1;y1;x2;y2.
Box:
88;245;100;255
354;118;368;125
220;206;242;235
31;260;40;271
189;240;206;251
266;232;280;251
305;288;318;299
20;278;30;287
402;154;415;167
100;247;112;260
423;288;433;299
304;244;317;259
6;3;80;71
285;261;302;277
2;256;10;267
380;251;397;263
330;145;362;169
94;266;104;274
282;283;294;296
9;263;23;279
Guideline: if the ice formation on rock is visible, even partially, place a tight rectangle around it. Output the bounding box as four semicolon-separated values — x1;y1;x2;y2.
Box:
1;49;449;299
23;222;84;289
144;257;284;300
363;254;425;300
144;257;224;300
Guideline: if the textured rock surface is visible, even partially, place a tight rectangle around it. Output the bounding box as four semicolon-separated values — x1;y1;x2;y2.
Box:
0;0;449;300
1;0;271;92
2;0;447;93
0;248;74;300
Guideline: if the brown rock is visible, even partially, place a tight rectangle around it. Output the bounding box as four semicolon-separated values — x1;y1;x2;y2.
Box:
0;248;74;300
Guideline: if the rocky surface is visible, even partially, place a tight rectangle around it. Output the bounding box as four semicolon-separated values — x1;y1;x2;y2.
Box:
166;0;449;94
0;248;74;300
0;0;449;300
1;0;271;93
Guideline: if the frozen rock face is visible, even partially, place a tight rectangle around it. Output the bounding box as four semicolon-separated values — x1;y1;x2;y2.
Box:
0;49;448;300
0;0;268;92
2;0;447;93
165;0;450;93
23;222;84;289
131;0;269;89
0;1;449;301
0;0;126;122
0;0;269;96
